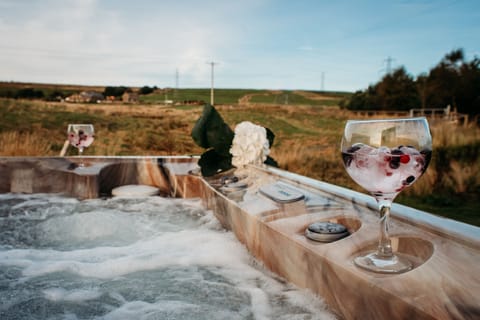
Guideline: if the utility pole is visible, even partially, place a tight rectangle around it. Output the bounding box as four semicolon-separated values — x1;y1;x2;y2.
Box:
174;68;179;100
207;61;218;105
321;72;325;92
384;56;394;74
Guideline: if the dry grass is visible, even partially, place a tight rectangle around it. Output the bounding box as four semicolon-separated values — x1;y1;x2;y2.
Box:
1;99;479;198
0;131;53;156
448;161;479;193
431;121;480;146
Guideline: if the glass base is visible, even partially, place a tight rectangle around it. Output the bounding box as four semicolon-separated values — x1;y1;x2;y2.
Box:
354;251;413;274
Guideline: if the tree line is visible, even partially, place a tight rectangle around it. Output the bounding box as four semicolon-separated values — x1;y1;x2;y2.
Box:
341;49;480;117
0;85;158;101
103;85;157;97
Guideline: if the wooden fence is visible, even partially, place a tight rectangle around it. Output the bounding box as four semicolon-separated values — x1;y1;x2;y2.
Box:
353;105;469;126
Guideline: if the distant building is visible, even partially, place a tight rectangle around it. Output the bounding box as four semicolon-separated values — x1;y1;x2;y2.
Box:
66;91;104;103
122;91;139;103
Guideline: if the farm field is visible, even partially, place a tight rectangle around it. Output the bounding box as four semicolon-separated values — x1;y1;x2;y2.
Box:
0;86;479;226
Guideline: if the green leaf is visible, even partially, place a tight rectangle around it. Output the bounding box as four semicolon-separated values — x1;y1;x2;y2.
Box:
198;149;233;177
265;127;275;147
191;104;234;155
265;156;278;167
191;104;214;148
207;121;234;156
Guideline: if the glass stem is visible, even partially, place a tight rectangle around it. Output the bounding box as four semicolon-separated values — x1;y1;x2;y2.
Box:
377;205;393;257
78;147;84;167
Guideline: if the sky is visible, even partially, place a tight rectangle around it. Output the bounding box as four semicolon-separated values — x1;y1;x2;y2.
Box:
0;0;479;92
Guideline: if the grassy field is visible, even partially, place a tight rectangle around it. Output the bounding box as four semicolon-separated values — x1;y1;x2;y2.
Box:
0;89;479;226
140;88;264;105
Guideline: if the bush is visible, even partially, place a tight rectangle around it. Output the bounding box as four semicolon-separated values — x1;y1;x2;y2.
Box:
104;86;129;97
15;88;45;99
139;86;156;95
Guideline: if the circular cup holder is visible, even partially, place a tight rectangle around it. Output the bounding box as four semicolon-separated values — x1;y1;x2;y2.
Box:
327;216;362;233
352;236;434;271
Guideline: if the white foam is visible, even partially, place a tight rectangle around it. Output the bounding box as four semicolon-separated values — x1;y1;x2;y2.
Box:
43;287;102;302
0;194;336;319
11;227;249;279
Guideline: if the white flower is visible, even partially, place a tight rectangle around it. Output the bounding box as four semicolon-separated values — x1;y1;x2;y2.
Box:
230;121;270;167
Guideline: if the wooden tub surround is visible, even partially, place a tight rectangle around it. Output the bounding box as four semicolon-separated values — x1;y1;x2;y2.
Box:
0;157;478;320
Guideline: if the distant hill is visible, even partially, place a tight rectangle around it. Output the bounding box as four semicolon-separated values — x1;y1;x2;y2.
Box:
0;81;107;92
0;81;351;106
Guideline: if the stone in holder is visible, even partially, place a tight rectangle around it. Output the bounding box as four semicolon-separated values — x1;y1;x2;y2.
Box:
305;221;350;242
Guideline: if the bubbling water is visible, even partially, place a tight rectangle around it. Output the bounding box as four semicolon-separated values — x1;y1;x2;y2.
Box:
0;194;336;320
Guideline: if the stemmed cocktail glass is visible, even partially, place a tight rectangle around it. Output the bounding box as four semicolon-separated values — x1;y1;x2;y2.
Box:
67;124;95;167
341;117;432;273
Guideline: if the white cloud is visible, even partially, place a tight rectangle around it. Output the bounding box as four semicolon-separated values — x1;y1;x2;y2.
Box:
1;0;478;91
0;0;259;86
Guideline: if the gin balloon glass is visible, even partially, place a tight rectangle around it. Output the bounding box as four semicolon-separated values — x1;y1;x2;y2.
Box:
341;117;432;273
67;124;95;167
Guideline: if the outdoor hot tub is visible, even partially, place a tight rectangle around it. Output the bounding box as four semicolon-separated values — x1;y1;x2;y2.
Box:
0;156;479;319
